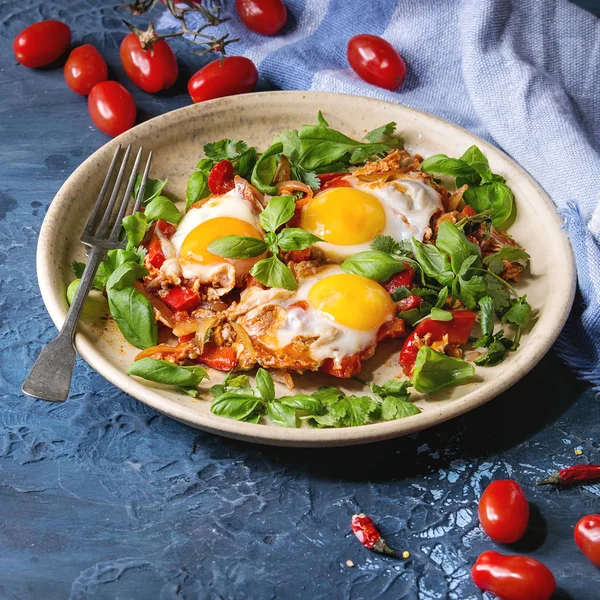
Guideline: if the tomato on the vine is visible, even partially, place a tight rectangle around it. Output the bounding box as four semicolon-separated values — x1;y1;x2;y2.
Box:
64;45;108;95
472;551;556;600
347;34;406;91
120;34;178;93
188;56;258;103
235;0;287;35
88;81;136;137
574;514;600;567
478;480;529;543
13;20;71;68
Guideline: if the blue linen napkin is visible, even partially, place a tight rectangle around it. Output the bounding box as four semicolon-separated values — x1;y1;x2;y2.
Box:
159;0;600;386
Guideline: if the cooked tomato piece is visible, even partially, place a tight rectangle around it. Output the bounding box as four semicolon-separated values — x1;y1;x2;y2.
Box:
155;219;176;238
396;295;423;312
384;264;416;293
147;236;165;268
208;160;235;195
377;318;406;342
162;287;202;313
320;355;362;378
318;173;352;190
287;248;312;262
198;344;237;371
179;333;195;343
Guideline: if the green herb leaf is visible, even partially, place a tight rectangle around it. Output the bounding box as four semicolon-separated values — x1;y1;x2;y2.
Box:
144;195;182;225
312;386;345;406
251;142;284;195
66;279;80;305
380;396;420;420
317;111;329;127
267;401;297;427
400;301;433;327
204;139;248;161
478;296;494;337
435;286;449;308
211;393;262;421
134;175;167;206
259;195;296;232
250;256;297;290
364;122;397;143
256;368;275;402
105;262;148;292
331;395;379;427
207;235;268;259
127;358;207;387
485;274;512;313
458;273;488;310
341;250;405;282
501;295;531;328
474;331;514;366
391;286;411;300
412;238;454;287
278;395;323;414
185;170;209;211
436;221;482;274
459;145;494;182
483;246;530;275
412;346;475;393
107;287;158;349
276;228;323;251
430;307;453;321
421;154;480;184
122;212;148;251
235;147;257;179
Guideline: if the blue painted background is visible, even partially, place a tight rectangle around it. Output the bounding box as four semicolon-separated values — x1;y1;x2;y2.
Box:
1;1;599;598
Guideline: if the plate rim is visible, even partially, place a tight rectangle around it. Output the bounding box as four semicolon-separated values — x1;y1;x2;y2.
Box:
35;90;576;447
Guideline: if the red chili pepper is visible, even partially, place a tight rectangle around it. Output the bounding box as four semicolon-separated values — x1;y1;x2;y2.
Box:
399;310;477;372
536;464;600;486
350;514;395;556
208;160;235;195
320;354;362;378
396;295;424;313
198;343;237;371
162;287;202;313
384;263;416;293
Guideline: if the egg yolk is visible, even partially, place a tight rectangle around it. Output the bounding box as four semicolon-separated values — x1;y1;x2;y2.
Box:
180;217;263;264
300;187;386;245
307;273;395;330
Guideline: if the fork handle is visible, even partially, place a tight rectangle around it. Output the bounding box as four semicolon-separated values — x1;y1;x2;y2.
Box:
22;246;105;402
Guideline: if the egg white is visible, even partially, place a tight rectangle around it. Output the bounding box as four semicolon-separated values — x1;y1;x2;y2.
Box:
311;175;443;261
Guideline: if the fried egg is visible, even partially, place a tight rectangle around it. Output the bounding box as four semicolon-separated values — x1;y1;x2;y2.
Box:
300;175;443;261
166;188;264;281
235;266;395;366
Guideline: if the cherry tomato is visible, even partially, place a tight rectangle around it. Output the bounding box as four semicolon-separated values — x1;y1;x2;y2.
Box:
347;34;407;91
88;81;136;138
478;480;530;543
188;56;258;103
13;20;71;68
472;551;555;600
208;160;235;195
235;0;287;35
120;33;178;93
574;514;600;567
64;45;108;95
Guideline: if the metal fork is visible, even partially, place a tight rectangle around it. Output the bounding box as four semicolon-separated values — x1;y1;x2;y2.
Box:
22;144;153;402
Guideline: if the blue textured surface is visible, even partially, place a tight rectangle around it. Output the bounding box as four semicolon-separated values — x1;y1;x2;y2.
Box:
1;2;599;598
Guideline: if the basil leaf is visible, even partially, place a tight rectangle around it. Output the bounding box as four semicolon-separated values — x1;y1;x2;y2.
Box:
462;183;493;214
483;247;530;275
259;195;296;232
279;395;323;414
105;262;148;292
400;301;433;327
244;413;261;424
317;110;329;127
144;195;182;225
421;154;480;184
501;295;531;328
235;146;257;179
250;256;297;290
364;122;396;143
273;129;301;162
341;251;405;282
256;368;275;402
122;212;148;251
412;346;475;393
267;402;297;428
265;231;279;254
186;171;209;211
251;142;283;195
134;175;167;206
436;221;481;274
107;287;158;349
435;286;449;308
486;181;514;230
380;396;420;420
208;235;267;259
430;307;453;321
211;393;262;421
196;158;214;171
277;228;323;251
127;358;207;387
412;238;454;286
457;254;480;279
459;145;493;182
478;296;494;337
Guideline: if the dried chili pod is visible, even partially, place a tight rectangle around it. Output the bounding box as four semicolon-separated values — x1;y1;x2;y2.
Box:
537;464;600;486
350;513;395;556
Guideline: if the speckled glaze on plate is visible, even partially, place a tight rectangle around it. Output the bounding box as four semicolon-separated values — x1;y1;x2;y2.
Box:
36;91;575;447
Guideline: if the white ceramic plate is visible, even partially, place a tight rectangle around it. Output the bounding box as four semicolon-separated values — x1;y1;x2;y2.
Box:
37;91;575;447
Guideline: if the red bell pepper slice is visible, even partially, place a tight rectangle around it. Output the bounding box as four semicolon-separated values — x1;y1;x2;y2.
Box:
396;295;424;313
399;310;477;372
317;172;352;190
320;354;362;378
287;248;312;262
155;219;176;238
384;263;416;294
198;343;237;371
145;220;176;269
208;160;235;195
377;317;406;342
162;287;202;313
